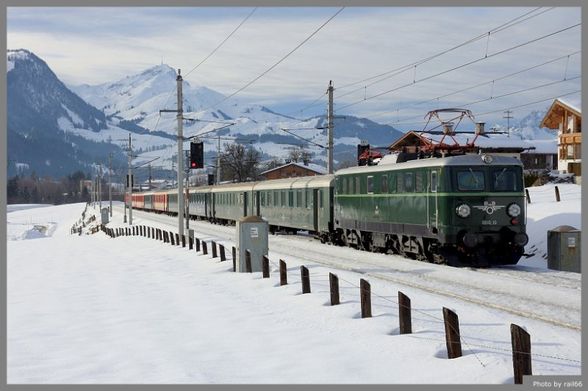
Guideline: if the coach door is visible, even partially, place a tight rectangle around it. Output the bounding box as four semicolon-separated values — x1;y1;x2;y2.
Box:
428;170;439;233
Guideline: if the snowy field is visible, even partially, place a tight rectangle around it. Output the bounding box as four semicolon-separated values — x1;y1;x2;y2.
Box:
6;184;582;384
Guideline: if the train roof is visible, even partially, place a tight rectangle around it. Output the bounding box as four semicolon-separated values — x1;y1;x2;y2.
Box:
336;154;523;176
253;174;334;190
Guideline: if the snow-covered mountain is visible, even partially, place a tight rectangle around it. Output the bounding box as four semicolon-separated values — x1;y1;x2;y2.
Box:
70;63;405;170
7;49;125;177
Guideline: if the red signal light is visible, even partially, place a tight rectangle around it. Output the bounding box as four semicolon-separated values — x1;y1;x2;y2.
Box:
191;162;197;168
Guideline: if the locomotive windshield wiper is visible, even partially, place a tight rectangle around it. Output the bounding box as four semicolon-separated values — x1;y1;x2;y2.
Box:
469;168;479;187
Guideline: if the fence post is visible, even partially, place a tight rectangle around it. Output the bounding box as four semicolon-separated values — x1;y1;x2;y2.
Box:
443;307;462;359
182;235;186;248
398;291;412;334
279;260;287;285
555;185;561;202
163;231;168;243
329;273;340;306
262;256;270;278
196;238;201;252
511;324;532;384
189;236;193;250
220;245;226;262
175;233;180;246
152;227;155;239
170;232;175;246
245;250;252;273
360;279;372;318
301;266;310;293
202;241;208;255
211;241;218;258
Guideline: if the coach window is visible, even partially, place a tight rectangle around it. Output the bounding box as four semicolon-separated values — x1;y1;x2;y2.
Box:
261;192;265;206
281;191;286;207
431;171;438;192
381;175;388;193
355;176;360;194
319;190;324;208
397;173;404;192
367;176;374;194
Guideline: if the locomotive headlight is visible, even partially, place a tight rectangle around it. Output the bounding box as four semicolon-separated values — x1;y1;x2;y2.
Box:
456;203;471;218
507;203;521;217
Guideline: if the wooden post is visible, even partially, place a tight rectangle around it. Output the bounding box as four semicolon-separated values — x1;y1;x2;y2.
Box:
219;245;226;262
555;185;561;202
245;250;252;273
211;241;218;258
262;255;270;278
443;307;462;359
279;260;287;285
163;231;168;243
196;238;201;252
202;241;208;255
511;324;532;384
398;291;412;334
189;236;193;250
232;255;236;272
182;235;186;247
329;273;340;306
170;232;175;246
300;266;310;293
360;279;372;318
151;227;155;238
232;246;236;261
175;233;180;246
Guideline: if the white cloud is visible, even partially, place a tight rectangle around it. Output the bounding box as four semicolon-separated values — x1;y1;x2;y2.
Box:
7;6;581;128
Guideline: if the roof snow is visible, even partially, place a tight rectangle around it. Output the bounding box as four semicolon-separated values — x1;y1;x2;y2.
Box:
558;98;581;114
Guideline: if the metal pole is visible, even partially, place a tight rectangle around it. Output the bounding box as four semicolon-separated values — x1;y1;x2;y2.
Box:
109;153;112;217
327;80;334;174
217;135;221;184
176;69;184;238
99;164;102;210
128;132;133;225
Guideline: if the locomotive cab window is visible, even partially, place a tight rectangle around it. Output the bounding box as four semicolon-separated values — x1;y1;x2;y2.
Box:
457;169;485;191
492;167;522;192
404;172;414;192
367;176;374;194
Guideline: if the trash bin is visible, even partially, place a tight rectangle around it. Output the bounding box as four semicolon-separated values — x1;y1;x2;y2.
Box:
101;207;109;225
547;225;581;273
236;215;269;273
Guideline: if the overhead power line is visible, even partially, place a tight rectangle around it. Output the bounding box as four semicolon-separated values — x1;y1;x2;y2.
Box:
381;50;580;124
335;7;553;93
336;23;581;112
202;7;345;112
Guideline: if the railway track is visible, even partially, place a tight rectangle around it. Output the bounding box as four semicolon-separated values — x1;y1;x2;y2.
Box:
112;205;582;330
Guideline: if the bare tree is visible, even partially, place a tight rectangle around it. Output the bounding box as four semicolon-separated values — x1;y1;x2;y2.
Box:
288;146;312;164
220;143;261;182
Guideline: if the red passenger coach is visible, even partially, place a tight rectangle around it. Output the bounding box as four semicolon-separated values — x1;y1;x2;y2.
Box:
153;193;168;213
131;193;145;209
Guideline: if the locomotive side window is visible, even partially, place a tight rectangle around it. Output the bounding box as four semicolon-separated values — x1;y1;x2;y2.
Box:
404;172;414;192
355;177;360;194
457;169;485;191
415;172;423;192
431;171;438;192
397;173;404;192
381;175;388;193
389;174;396;193
367;176;374;194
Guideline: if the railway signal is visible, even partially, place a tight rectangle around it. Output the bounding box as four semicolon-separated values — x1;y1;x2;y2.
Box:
190;141;204;169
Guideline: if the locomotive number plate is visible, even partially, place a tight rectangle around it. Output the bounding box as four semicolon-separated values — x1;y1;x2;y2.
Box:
481;220;498;225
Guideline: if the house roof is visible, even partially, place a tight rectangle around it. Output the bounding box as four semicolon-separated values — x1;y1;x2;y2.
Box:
540;98;582;129
260;162;327;176
389;130;534;152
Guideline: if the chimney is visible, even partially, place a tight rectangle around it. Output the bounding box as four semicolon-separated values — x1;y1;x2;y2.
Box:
475;122;485;135
443;122;454;135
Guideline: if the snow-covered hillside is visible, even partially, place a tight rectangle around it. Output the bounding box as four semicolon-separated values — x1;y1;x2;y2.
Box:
7;182;581;384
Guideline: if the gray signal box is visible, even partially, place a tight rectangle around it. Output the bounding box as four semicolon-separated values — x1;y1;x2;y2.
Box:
547;225;581;273
101;207;109;225
236;215;269;273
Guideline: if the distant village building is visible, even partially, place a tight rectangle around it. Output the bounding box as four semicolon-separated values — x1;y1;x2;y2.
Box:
539;98;582;179
260;162;326;180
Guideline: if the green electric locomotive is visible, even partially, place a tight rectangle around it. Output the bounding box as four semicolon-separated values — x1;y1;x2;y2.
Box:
332;154;528;266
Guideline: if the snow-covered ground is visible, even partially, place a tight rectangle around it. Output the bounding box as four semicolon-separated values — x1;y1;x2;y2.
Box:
7;184;581;384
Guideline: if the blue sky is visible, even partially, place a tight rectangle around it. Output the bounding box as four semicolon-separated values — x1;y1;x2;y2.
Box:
7;6;582;130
